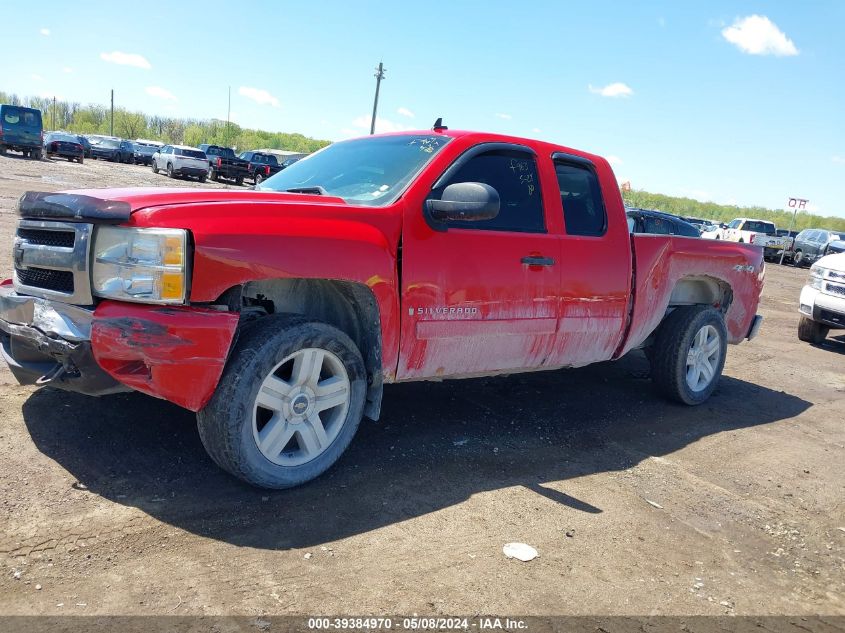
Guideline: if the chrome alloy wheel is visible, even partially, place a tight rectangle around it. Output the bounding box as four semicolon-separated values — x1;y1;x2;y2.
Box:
686;324;721;392
252;348;351;467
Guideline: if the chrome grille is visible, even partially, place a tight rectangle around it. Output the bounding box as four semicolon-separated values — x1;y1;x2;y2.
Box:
825;282;845;297
13;219;94;304
15;267;74;293
16;227;75;248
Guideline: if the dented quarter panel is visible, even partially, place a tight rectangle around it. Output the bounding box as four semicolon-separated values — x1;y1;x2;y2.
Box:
91;301;239;411
619;234;765;356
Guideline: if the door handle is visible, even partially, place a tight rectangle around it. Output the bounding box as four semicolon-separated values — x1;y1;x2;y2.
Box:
521;256;555;266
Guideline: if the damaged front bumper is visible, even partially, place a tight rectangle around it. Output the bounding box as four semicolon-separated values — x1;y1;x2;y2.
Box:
0;282;240;411
0;283;127;396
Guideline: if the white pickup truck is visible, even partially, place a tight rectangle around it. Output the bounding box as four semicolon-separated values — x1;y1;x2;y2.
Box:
752;228;798;261
723;218;777;245
798;252;845;343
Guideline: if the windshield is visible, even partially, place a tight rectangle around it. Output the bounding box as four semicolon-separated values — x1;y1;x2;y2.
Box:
259;134;451;206
99;139;120;148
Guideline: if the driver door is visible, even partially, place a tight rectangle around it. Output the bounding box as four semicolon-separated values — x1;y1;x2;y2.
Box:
397;144;559;379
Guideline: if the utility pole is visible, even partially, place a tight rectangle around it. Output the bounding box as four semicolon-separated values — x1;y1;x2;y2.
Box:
110;89;114;136
227;86;231;146
52;96;56;130
369;61;386;135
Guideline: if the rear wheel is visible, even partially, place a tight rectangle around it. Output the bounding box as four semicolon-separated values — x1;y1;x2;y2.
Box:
199;174;207;183
210;168;219;181
793;250;805;267
167;163;175;179
650;306;727;405
78;157;84;164
798;316;828;344
254;172;264;185
197;315;367;489
235;176;244;186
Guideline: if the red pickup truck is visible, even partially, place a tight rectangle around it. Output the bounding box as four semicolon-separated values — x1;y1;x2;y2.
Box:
0;128;764;489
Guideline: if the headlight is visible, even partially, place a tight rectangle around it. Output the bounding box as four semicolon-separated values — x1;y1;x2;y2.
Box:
92;227;188;304
809;265;826;291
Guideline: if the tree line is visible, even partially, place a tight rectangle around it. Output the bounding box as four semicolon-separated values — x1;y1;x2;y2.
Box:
0;90;330;154
622;189;845;233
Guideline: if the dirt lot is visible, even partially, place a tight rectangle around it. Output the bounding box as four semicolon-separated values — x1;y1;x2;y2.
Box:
0;153;842;617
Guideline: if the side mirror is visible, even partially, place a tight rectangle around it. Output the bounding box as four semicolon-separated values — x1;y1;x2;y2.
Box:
426;182;500;223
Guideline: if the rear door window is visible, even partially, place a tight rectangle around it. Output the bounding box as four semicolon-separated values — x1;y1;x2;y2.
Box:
555;161;607;236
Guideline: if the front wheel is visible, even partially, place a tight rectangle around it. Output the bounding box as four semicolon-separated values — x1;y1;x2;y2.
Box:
798;316;828;344
793;250;805;266
650;306;728;405
167;163;175;178
197;316;367;489
151;160;159;174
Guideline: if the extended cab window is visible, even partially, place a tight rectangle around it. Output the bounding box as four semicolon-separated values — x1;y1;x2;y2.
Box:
744;221;776;234
555;162;606;236
728;219;742;229
442;150;544;233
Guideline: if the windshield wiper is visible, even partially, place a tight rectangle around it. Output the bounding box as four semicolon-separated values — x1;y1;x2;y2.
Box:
285;186;327;196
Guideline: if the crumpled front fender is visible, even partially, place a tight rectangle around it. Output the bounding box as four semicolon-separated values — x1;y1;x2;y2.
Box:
91;301;239;411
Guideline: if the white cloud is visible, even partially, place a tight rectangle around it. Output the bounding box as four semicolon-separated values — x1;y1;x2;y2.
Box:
495;113;512;120
39;28;50;36
145;86;177;101
532;127;541;134
63;67;73;74
31;74;43;81
351;115;410;134
606;155;623;167
100;51;151;69
832;155;845;164
588;82;633;98
397;107;415;118
238;86;280;107
721;15;798;56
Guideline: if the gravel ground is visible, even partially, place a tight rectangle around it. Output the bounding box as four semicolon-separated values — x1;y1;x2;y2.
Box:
0;152;842;617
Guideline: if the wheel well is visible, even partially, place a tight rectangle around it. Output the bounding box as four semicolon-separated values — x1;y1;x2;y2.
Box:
224;278;384;421
668;276;733;313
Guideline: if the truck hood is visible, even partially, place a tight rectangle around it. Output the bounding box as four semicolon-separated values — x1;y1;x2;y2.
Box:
17;187;351;224
74;187;348;211
815;252;845;272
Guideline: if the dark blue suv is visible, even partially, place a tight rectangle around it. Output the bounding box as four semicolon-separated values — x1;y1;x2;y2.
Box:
0;105;43;159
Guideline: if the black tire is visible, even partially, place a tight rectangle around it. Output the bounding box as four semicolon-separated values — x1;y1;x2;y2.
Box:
254;173;264;185
197;315;367;489
798;316;828;344
151;160;159;174
235;176;244;186
0;145;6;156
210;168;219;182
793;250;804;267
650;306;728;405
167;163;175;179
67;156;73;162
199;174;207;183
77;157;83;164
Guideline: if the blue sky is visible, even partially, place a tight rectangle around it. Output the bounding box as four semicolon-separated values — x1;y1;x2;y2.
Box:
2;1;844;217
